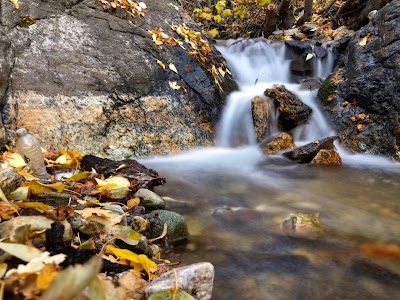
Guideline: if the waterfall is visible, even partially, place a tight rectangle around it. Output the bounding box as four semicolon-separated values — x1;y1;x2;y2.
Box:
215;38;336;147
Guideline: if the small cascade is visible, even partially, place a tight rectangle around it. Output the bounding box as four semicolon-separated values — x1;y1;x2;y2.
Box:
215;39;336;147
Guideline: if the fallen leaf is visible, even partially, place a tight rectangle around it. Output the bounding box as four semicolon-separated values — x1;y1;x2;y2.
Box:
10;186;29;201
357;124;365;130
65;171;91;183
360;243;400;259
0;188;9;203
75;207;126;227
148;289;195;300
157;60;166;69
169;63;178;74
24;181;65;194
36;264;60;291
169;81;181;90
4;152;26;168
0;242;42;262
358;113;367;120
41;255;102;300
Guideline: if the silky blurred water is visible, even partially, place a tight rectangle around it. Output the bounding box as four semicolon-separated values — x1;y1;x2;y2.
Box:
140;39;400;299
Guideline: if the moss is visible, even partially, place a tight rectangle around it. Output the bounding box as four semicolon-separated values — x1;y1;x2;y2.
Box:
317;73;336;106
18;16;36;28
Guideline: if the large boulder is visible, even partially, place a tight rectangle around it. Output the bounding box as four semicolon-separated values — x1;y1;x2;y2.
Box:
0;0;236;159
264;85;312;131
318;0;400;161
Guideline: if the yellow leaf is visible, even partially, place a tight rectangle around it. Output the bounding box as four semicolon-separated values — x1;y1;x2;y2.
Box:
358;33;372;47
157;60;166;69
24;181;65;194
0;263;7;278
218;67;226;77
4;152;26;168
357;124;365;130
208;28;219;39
213;14;222;23
65;171;91;183
168;63;178;74
168;81;181;90
55;154;68;164
75;207;125;227
138;254;157;278
9;0;19;9
16;201;52;213
10;186;29;201
0;188;8;203
222;9;232;16
0;202;19;220
37;264;60;290
201;12;213;20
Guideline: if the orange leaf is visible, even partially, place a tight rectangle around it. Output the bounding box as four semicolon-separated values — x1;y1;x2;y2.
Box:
37;264;60;291
360;243;400;259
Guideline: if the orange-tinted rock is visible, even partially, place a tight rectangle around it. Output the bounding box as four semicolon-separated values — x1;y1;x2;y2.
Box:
251;96;273;142
311;149;342;165
262;132;296;155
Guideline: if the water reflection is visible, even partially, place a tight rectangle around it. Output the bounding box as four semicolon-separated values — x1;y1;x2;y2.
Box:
142;151;400;300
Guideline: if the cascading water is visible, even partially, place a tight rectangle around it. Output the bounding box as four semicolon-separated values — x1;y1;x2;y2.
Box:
215;38;336;148
141;39;400;300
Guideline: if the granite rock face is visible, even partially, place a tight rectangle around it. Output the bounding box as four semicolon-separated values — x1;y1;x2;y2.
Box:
318;0;400;160
0;0;236;159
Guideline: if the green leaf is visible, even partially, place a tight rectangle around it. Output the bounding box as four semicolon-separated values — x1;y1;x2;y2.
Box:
148;289;195;300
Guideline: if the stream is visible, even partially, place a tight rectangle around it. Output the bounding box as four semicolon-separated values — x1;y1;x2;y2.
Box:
141;39;400;299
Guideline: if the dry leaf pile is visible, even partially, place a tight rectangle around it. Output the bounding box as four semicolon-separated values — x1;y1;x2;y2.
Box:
0;147;174;300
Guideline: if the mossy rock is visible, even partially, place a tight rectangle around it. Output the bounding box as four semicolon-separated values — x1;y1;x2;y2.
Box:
317;74;337;107
147;210;189;244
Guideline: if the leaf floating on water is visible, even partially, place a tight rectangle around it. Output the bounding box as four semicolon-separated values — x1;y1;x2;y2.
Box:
360;243;400;259
148;289;195;300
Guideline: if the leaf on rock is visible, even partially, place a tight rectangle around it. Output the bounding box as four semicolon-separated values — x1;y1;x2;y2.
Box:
169;63;178;74
75;207;126;227
4;152;26;168
157;60;166;69
65;171;91;183
9;0;20;9
24;181;65;194
41;255;102;300
0;188;9;203
169;81;181;90
148;289;195;300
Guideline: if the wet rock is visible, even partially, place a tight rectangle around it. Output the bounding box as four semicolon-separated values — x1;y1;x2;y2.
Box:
319;0;400;160
0;167;23;197
261;132;296;155
299;22;320;38
80;155;165;190
146;210;189;244
251;96;273;142
290;53;314;76
264;85;313;131
145;262;214;300
0;0;236;159
299;78;323;91
285;40;312;55
134;188;166;209
314;45;327;59
311;149;342;165
282;136;339;163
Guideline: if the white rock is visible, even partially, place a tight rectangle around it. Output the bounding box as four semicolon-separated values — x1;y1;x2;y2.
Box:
145;262;214;300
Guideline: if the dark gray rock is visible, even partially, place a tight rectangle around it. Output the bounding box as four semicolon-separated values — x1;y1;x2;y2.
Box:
318;0;400;160
299;78;323;91
283;136;339;163
0;0;237;158
146;209;189;244
264;85;313;131
285;40;312;55
290;53;314;76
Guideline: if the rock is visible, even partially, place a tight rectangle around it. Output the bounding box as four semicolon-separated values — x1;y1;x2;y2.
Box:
283;136;339;163
80;155;165;190
131;216;150;234
299;78;323;91
285;40;312;55
290;53;314;76
314;45;327;59
134;188;166;209
264;85;313;131
311;149;342;165
146;210;189;244
319;0;400;160
333;26;356;40
0;0;237;159
145;262;214;300
0;167;23;197
251;96;273;142
261;132;296;155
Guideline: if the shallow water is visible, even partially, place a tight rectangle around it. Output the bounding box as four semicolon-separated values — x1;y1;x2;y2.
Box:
141;39;400;299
